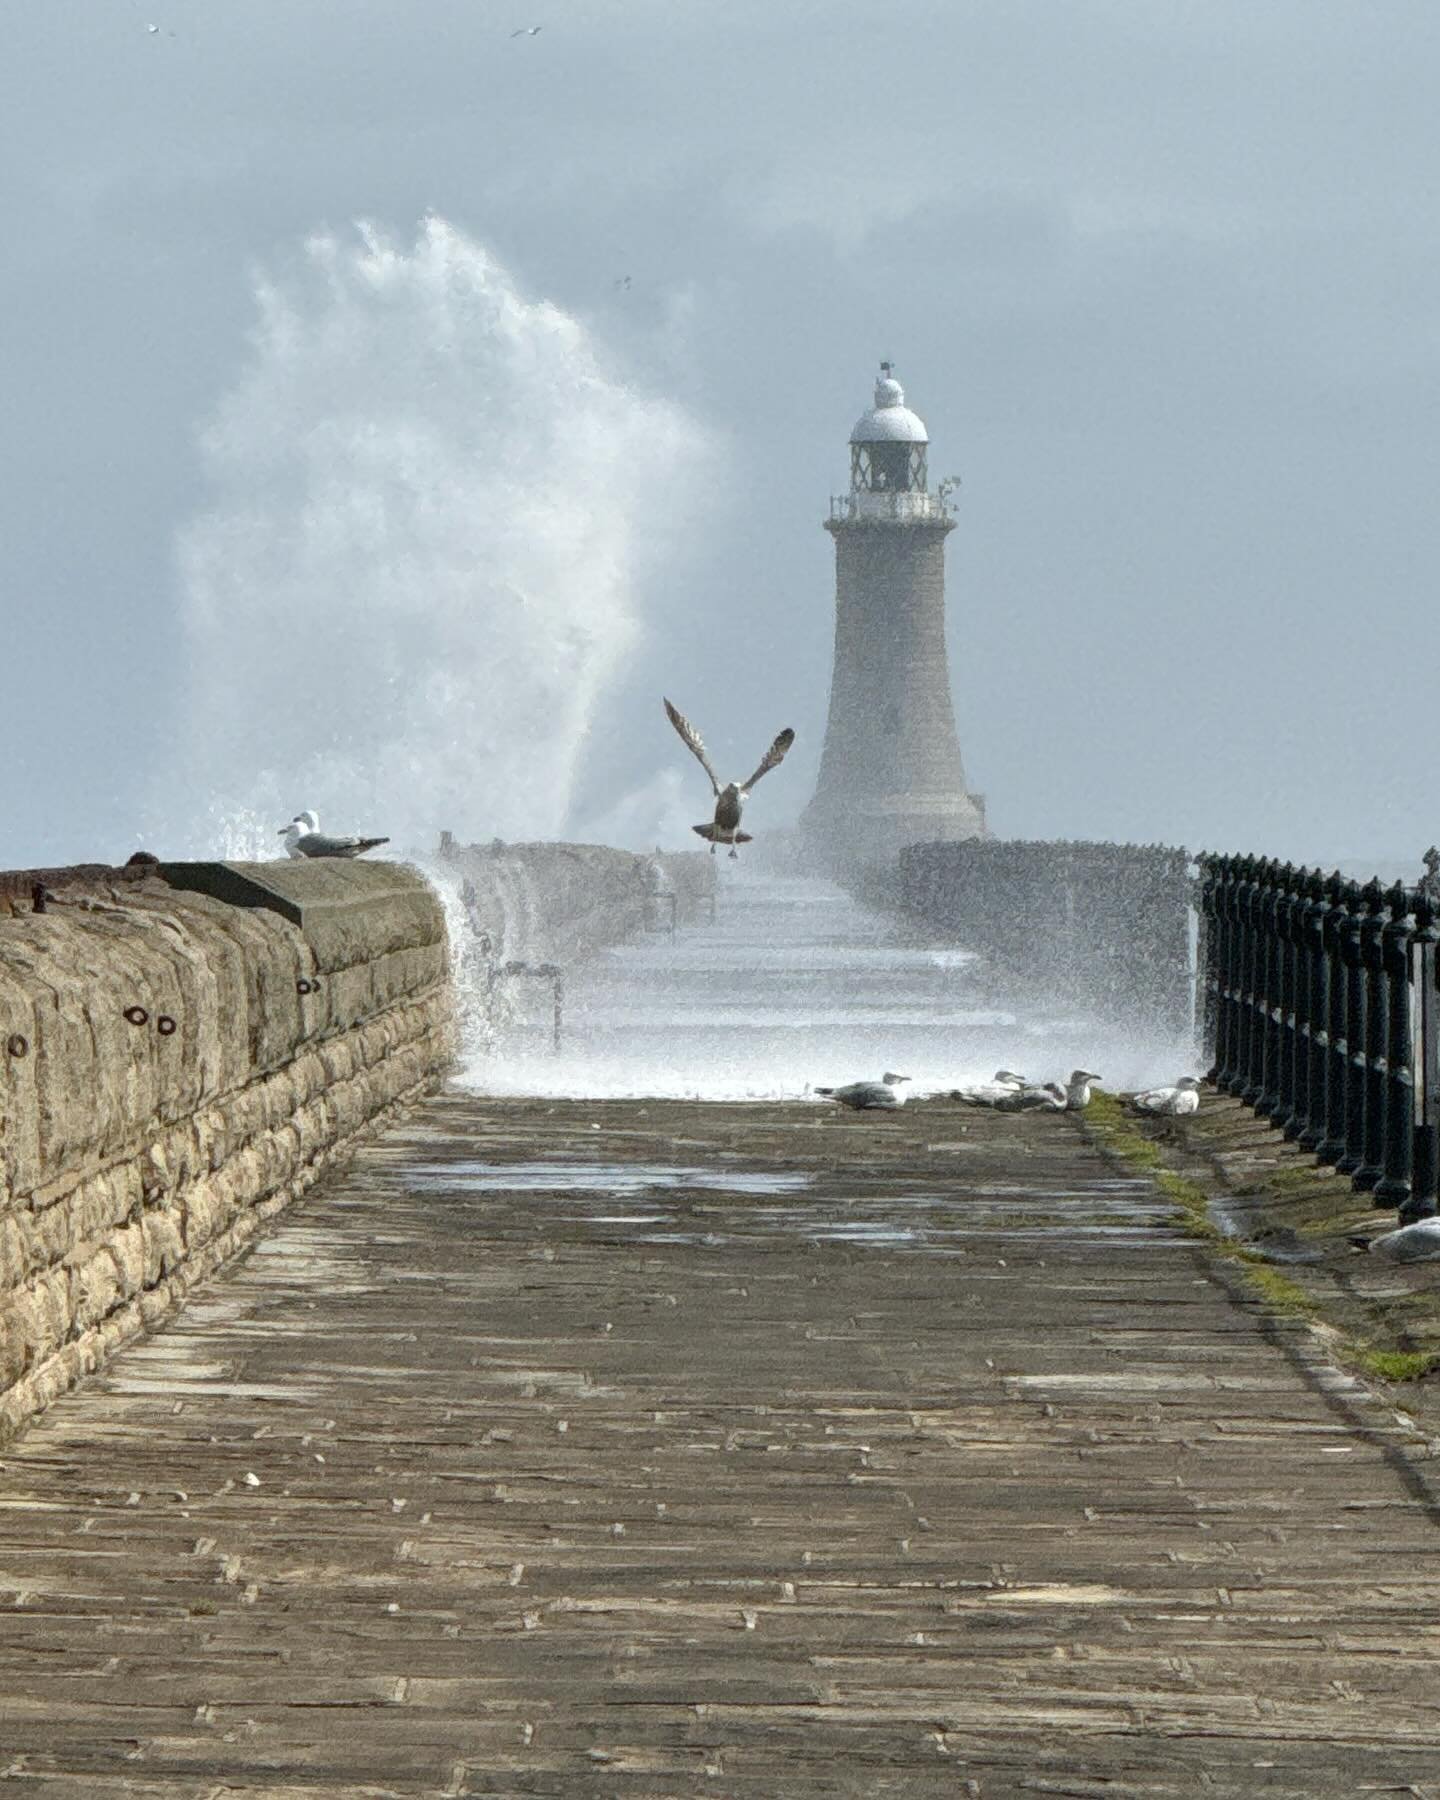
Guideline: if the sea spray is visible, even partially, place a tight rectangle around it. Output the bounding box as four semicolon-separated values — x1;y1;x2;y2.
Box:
163;215;710;858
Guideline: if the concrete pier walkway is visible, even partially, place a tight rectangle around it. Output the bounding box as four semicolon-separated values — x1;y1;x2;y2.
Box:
3;1095;1440;1796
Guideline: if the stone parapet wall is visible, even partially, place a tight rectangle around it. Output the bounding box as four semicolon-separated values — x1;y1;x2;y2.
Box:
0;860;451;1438
438;839;716;967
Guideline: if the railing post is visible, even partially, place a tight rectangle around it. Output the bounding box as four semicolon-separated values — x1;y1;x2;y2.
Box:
1254;861;1283;1112
1209;856;1229;1086
1354;880;1389;1194
1242;854;1267;1100
1374;882;1415;1211
1317;873;1351;1163
1238;858;1266;1105
1198;855;1220;1074
1220;855;1252;1095
1265;863;1299;1127
1407;889;1440;1222
1335;880;1368;1176
1279;866;1312;1139
1297;869;1331;1151
1214;856;1239;1086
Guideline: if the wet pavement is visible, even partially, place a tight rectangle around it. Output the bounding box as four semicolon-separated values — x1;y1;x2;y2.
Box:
3;1093;1440;1796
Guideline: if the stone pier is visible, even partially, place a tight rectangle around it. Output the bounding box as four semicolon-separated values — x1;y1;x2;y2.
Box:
1;1093;1439;1795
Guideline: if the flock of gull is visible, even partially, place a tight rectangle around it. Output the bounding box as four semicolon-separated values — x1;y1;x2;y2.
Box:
811;1068;1202;1117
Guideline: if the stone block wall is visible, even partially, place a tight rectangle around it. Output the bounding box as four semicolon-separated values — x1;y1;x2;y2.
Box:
437;838;716;967
0;860;451;1439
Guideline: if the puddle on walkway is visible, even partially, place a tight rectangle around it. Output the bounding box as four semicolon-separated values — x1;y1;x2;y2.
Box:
409;1161;814;1196
404;1160;1185;1252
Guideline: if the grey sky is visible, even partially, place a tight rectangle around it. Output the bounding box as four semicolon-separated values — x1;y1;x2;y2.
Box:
4;2;1439;867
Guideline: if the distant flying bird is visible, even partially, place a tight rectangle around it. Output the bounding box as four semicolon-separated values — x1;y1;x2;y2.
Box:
663;698;795;859
278;811;390;860
814;1073;910;1112
952;1071;1028;1106
146;22;160;31
511;25;542;36
614;275;632;290
1129;1076;1202;1117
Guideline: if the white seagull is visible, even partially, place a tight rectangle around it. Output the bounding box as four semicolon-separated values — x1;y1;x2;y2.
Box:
814;1072;910;1111
951;1070;1029;1106
994;1081;1067;1113
1129;1076;1202;1117
663;698;795;859
511;24;542;36
278;811;390;860
1349;1218;1440;1263
1059;1070;1103;1111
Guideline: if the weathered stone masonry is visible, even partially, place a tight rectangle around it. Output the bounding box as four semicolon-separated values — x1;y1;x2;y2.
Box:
0;859;451;1440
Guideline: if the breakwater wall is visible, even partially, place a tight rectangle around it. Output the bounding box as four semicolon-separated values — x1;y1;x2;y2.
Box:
0;841;717;1437
436;838;715;1051
897;838;1196;1035
437;837;715;965
0;858;452;1439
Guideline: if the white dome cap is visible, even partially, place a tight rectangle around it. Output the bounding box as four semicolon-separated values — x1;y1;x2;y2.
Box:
850;365;928;444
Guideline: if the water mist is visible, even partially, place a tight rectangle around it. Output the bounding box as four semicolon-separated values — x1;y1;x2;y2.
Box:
164;215;709;858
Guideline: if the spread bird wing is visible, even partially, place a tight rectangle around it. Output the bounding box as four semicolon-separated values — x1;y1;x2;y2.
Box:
663;698;719;795
741;726;795;792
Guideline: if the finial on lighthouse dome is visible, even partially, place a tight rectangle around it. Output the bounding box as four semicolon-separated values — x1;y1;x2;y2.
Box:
851;360;928;444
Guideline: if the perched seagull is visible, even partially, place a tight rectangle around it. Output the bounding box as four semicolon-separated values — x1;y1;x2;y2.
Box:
994;1082;1067;1113
1060;1070;1104;1111
814;1072;911;1111
663;698;795;859
1130;1076;1202;1117
1349;1218;1440;1262
951;1071;1029;1106
277;811;390;860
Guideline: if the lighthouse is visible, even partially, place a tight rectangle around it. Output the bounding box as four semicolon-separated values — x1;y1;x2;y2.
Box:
800;365;986;870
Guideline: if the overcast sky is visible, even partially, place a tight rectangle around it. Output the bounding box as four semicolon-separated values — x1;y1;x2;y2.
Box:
4;2;1439;869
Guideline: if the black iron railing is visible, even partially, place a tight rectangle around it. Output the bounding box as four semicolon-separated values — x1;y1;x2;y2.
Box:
1198;856;1440;1223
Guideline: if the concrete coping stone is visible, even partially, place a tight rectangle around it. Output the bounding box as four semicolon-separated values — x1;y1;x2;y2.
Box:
159;860;445;969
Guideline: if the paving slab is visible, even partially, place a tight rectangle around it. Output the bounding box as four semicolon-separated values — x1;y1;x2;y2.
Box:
2;1091;1439;1797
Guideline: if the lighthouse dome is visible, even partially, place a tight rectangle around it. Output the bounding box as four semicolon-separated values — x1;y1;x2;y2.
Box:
850;370;929;444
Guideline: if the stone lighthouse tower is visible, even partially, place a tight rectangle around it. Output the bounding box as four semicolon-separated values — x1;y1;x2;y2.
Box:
800;364;986;870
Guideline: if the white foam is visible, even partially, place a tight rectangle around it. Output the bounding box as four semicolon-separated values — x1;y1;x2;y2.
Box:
160;215;710;856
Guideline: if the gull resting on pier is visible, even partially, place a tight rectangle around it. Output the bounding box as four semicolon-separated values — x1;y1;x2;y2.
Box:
278;811;390;860
951;1071;1028;1106
1349;1218;1440;1262
814;1073;910;1111
1129;1076;1202;1117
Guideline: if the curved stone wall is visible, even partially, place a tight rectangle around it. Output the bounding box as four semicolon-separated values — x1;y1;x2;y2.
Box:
0;860;451;1439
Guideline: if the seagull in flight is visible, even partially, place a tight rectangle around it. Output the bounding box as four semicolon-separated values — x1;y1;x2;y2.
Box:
511;25;543;36
663;698;794;858
278;811;390;860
